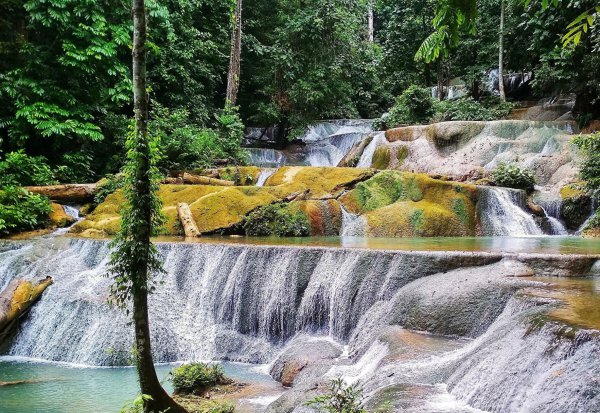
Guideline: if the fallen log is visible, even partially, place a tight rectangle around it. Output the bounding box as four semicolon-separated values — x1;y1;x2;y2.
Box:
182;173;235;186
337;135;373;167
177;203;201;238
0;277;53;341
26;184;97;203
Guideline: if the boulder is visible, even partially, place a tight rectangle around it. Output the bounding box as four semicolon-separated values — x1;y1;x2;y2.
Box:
270;337;343;387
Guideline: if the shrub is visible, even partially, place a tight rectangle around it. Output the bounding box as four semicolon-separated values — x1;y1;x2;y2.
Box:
490;163;536;191
243;203;311;237
306;378;366;413
386;86;435;127
151;104;247;172
54;152;96;183
169;363;230;395
0;151;57;187
432;97;514;122
0;186;52;235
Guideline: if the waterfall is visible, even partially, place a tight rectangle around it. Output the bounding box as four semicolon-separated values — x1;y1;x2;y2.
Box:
339;207;366;236
256;169;277;187
478;187;543;236
245;148;288;167
357;132;387;168
1;238;501;366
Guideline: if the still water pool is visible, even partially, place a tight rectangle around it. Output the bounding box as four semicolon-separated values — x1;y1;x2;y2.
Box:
0;359;279;413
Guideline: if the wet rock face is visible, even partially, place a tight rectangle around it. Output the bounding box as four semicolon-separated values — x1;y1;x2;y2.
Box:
380;120;577;190
270;337;343;387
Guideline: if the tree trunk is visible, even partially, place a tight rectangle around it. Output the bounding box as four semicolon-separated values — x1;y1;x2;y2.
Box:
498;0;506;102
226;0;243;106
367;1;374;42
437;60;445;101
131;0;186;411
181;173;235;186
25;184;97;203
177;203;200;238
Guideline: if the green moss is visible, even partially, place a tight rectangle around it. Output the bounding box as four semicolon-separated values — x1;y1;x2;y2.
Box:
409;209;425;234
559;183;593;230
339;170;478;237
371;146;391;170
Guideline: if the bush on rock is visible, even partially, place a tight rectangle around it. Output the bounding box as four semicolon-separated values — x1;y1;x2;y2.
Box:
244;203;310;237
490;163;535;191
170;363;230;395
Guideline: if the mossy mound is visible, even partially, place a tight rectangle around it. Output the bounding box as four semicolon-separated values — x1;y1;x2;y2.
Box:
340;170;478;237
216;166;262;185
72;167;375;238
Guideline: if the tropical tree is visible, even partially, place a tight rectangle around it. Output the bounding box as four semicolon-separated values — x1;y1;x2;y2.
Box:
107;0;186;411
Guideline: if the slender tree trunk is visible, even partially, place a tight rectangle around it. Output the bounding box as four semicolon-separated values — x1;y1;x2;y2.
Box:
131;0;186;411
437;59;445;101
367;1;374;42
498;0;506;101
226;0;243;106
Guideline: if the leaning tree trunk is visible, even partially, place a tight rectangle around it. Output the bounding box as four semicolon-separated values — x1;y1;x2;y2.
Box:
226;0;243;106
131;0;185;411
498;0;506;102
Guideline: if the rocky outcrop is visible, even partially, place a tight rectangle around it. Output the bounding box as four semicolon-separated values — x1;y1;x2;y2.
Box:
71;167;376;238
0;277;53;344
270;337;343;387
374;120;578;190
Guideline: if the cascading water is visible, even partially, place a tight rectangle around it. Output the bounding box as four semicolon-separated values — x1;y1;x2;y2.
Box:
2;237;600;412
478;187;543;236
339;206;366;236
0;238;508;366
246;148;288;167
256;169;277;187
357;132;386;168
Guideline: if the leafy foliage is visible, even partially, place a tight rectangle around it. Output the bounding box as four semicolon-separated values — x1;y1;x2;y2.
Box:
386;86;436;127
306;378;366;413
0;186;52;235
94;173;126;207
432;97;514;121
151;104;244;172
169;363;230;395
0;151;57;187
244;203;310;237
106;123;165;307
490;162;536;190
573;132;600;192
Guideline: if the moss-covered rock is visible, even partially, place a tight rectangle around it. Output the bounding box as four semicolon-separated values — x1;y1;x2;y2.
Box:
72;167;375;238
266;166;376;198
340;171;478;237
243;202;310;237
297;200;342;236
560;183;593;230
48;203;76;228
